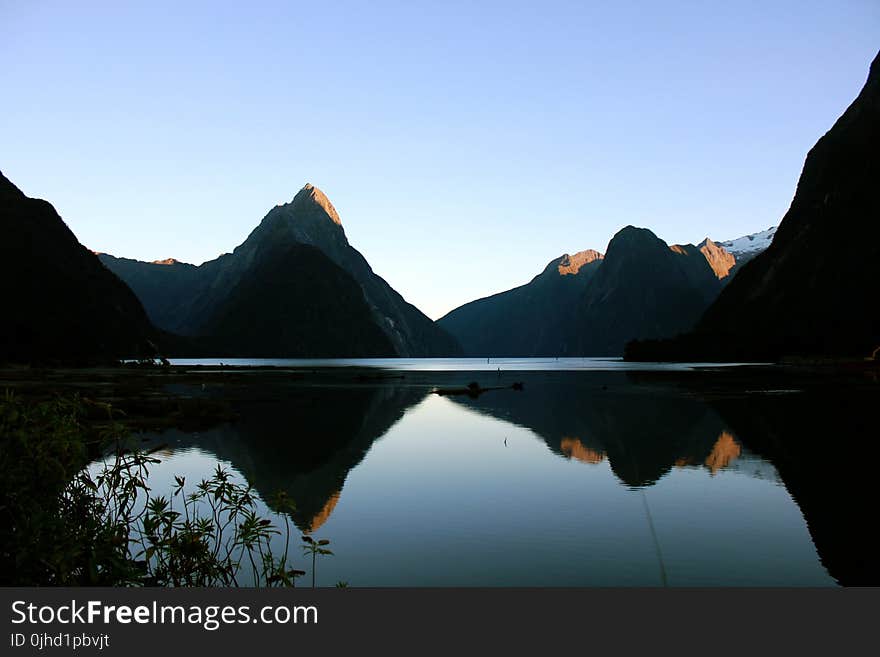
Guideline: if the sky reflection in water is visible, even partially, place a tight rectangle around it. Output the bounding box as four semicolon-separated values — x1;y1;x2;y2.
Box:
136;376;834;587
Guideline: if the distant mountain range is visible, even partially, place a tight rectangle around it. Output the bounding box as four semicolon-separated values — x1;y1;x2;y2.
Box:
438;226;771;357
4;49;876;365
627;50;880;361
0;167;783;364
100;184;461;358
0;175;460;363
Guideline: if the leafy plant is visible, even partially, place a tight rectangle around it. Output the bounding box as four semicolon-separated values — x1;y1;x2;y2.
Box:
301;535;334;588
125;464;304;586
0;391;125;585
1;392;308;587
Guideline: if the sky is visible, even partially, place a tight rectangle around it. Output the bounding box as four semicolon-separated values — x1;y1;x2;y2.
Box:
1;1;878;319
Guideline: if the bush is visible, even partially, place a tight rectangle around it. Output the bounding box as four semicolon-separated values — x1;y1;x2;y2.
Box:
0;392;303;586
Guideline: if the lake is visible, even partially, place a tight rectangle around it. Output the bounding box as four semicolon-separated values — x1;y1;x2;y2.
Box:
168;356;766;371
119;364;880;586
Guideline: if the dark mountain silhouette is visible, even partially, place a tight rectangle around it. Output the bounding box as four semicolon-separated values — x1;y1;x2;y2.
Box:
0;171;158;365
570;227;724;355
94;254;203;332
202;243;395;357
627;50;880;361
440;228;732;357
437;250;603;356
707;377;880;586
101;184;461;357
572;226;722;355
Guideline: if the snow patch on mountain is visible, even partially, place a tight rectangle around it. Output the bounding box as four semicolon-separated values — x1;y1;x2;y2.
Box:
717;226;777;259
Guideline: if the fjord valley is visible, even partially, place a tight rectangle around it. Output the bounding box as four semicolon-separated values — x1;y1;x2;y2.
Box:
3;364;877;586
4;45;878;367
1;21;879;592
2;163;782;366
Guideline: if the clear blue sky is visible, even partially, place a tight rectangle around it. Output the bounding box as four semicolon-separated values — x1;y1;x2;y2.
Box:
2;1;877;319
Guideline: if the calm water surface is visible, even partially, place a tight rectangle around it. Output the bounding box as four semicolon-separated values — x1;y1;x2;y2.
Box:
168;357;768;371
121;365;852;586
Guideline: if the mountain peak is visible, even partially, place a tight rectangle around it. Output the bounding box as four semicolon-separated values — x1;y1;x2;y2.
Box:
292;183;342;225
557;249;603;275
0;170;26;199
696;238;736;280
605;226;665;256
669;243;699;256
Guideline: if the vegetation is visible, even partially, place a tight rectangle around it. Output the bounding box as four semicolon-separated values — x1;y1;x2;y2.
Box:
301;535;334;588
0;393;310;586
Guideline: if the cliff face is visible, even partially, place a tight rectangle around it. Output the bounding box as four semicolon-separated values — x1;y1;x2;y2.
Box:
628;50;880;361
696;238;737;280
0;172;157;365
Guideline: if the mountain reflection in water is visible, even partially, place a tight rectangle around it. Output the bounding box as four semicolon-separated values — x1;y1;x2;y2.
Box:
447;372;775;488
136;370;878;586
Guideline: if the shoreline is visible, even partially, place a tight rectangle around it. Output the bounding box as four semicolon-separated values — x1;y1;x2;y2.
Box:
1;361;876;436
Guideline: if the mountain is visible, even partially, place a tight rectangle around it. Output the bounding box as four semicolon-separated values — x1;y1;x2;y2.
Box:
101;184;461;357
717;226;777;262
571;226;723;355
437;249;603;356
94;254;203;332
202;243;395;357
0;171;157;364
440;226;730;357
627;50;880;361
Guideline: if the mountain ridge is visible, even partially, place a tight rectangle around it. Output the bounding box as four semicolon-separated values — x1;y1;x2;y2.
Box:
440;224;735;357
570;226;722;355
101;183;462;357
436;247;604;357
